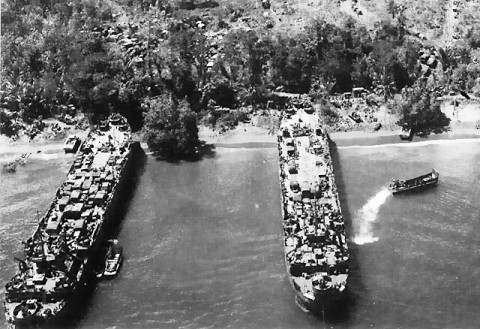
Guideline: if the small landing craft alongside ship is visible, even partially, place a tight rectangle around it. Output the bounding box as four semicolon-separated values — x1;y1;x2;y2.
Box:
389;169;439;195
103;239;123;278
94;239;124;279
277;107;349;312
4;114;136;326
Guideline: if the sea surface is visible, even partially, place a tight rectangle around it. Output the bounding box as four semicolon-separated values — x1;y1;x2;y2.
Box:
1;136;480;329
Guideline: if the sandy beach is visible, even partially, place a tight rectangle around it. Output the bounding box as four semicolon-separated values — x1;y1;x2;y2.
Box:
328;126;480;140
2;100;480;157
0;122;89;157
330;100;480;140
198;123;277;145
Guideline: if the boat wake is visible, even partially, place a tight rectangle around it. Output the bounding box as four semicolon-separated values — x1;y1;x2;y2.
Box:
353;188;391;245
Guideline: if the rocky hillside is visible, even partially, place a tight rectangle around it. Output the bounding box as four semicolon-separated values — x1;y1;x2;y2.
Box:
1;0;477;138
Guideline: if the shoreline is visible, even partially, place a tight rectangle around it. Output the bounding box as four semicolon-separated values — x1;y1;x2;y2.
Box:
198;124;480;147
2;123;480;156
0;126;89;157
328;126;480;141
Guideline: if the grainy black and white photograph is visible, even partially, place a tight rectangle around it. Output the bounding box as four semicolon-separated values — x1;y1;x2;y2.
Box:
1;0;480;328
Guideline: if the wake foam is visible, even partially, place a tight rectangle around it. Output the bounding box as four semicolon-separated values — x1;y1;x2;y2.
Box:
353;188;391;245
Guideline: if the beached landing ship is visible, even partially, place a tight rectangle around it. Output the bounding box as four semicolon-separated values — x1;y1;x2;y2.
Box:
277;108;349;312
389;169;439;195
4;114;135;326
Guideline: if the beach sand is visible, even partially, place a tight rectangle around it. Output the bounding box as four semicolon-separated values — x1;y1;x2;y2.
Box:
0;121;89;156
330;100;480;140
329;126;480;140
2;123;478;157
2;101;480;156
198;123;277;145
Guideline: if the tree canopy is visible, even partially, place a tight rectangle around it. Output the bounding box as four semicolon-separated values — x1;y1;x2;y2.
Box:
395;81;450;134
3;0;478;139
142;93;199;158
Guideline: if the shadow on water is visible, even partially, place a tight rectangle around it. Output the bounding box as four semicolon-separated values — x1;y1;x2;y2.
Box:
152;140;216;163
313;139;366;325
320;246;362;325
186;141;216;162
106;143;147;238
43;143;147;329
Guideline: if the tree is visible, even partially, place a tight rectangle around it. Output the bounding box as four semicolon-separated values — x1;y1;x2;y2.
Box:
143;92;199;158
395;81;450;134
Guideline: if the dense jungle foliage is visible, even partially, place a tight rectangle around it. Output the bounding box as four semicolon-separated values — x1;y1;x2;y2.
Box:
3;0;477;155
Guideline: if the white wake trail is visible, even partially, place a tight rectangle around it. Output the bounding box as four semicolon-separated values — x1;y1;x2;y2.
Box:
353;188;391;245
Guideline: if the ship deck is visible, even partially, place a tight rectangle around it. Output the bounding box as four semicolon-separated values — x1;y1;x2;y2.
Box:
4;115;132;324
278;108;349;304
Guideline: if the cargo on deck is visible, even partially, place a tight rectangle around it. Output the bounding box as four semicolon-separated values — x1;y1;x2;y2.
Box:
4;114;134;326
278;106;349;312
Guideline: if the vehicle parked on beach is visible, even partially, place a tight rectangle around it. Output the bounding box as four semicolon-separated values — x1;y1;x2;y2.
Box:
63;135;82;153
399;126;414;141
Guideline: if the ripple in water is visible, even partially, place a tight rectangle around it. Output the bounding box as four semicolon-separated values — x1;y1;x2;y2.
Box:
353;188;391;245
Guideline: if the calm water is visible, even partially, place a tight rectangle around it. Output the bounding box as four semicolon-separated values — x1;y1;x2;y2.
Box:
1;137;480;329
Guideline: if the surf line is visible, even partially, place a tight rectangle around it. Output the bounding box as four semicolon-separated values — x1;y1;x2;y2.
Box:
338;137;480;150
353;188;391;245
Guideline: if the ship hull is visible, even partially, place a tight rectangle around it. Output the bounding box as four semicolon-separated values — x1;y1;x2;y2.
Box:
389;170;439;195
285;263;346;313
390;180;438;194
278;107;349;314
5;126;141;327
293;287;345;313
46;142;140;324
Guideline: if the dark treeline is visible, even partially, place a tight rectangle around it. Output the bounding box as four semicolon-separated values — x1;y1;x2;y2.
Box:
2;0;472;152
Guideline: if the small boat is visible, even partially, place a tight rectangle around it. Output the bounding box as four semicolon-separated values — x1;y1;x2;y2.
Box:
389;169;439;195
103;240;123;277
63;135;81;153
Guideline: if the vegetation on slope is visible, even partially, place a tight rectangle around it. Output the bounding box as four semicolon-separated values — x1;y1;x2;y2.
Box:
2;0;479;149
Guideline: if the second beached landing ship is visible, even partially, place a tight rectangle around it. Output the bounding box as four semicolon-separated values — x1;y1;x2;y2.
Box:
278;107;349;312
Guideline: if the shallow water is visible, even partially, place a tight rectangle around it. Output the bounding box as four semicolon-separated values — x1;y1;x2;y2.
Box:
1;137;480;329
